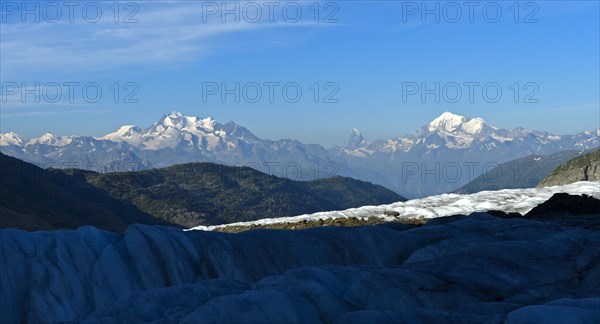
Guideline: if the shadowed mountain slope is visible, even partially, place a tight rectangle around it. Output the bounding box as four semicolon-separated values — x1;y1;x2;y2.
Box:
1;153;404;230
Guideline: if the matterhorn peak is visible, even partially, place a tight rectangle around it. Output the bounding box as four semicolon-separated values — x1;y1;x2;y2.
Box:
344;128;368;150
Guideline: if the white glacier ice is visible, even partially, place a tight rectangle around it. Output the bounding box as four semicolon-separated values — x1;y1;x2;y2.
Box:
1;182;599;323
2;210;599;322
190;181;600;231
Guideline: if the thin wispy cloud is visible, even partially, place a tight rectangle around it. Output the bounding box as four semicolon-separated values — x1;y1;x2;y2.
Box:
0;1;335;78
1;108;114;118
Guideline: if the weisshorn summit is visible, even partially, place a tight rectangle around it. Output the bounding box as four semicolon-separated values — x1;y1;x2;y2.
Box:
2;111;599;197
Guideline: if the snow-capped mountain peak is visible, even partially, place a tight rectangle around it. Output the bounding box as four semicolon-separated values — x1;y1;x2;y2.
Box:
155;111;216;133
118;125;140;132
344;128;368;150
88;112;254;151
100;112;234;151
418;112;504;148
0;132;29;147
200;117;216;130
100;125;142;143
26;132;73;147
428;111;468;132
427;111;491;135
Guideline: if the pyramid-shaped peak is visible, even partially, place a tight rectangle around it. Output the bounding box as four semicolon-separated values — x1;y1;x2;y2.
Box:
344;128;368;150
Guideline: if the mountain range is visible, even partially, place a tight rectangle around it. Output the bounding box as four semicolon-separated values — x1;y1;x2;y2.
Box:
2;111;598;197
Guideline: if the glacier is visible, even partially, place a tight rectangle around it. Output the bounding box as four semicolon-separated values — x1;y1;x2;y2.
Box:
1;186;600;322
191;181;600;231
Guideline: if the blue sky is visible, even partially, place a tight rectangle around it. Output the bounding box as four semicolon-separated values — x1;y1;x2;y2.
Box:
1;0;598;147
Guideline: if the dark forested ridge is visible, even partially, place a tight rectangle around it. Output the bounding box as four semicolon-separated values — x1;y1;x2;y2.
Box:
0;153;404;230
0;153;170;232
80;162;405;227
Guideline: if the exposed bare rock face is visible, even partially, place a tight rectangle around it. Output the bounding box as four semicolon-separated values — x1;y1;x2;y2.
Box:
539;149;600;187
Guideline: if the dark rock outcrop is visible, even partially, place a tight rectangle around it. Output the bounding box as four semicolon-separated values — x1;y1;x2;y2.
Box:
524;193;600;219
486;210;523;219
